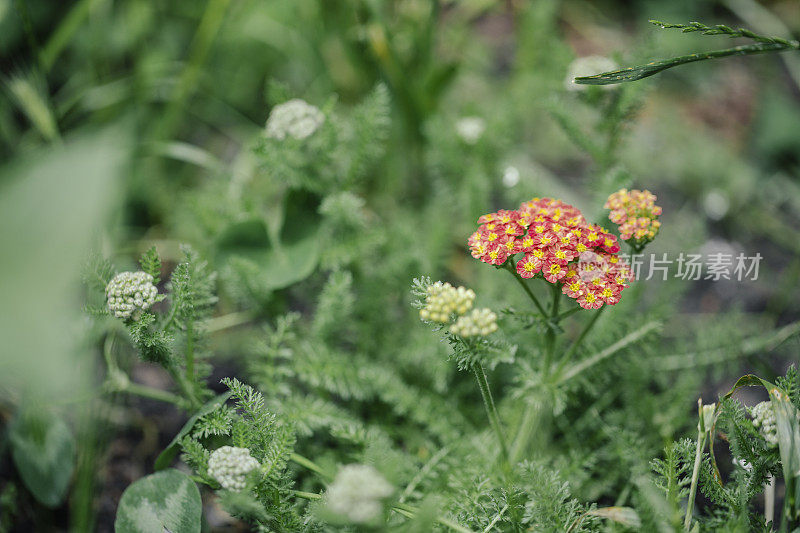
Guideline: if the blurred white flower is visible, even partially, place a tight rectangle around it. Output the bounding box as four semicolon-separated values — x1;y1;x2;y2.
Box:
565;56;618;91
703;190;730;221
208;446;260;492
326;464;394;524
502;166;520;188
456;116;485;144
265;99;324;140
106;271;158;320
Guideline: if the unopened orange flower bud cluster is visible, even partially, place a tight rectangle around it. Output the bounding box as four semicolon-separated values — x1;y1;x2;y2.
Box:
468;198;633;310
604;189;662;245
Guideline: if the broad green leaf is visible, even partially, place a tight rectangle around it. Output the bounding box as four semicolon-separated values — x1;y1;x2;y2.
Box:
154;391;232;471
0;127;126;401
216;194;321;292
8;408;75;508
114;469;201;533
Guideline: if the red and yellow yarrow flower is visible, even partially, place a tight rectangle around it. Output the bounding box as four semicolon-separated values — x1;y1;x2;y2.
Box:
469;197;634;310
604;188;662;246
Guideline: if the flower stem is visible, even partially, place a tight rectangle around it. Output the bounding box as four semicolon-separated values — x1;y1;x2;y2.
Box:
472;363;510;468
290;452;333;480
504;262;547;318
554;305;606;377
123;382;185;406
685;400;708;530
543;283;561;376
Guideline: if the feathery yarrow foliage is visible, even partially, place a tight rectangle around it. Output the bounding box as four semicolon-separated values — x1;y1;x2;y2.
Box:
105;271;159;320
468;198;634;309
605;188;662;247
265;98;325;140
207;446;260;492
325;464;394;524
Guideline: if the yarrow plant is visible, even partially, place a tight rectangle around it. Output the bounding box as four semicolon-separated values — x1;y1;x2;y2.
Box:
324;464;394;525
468;197;634;310
207;446;261;492
265;98;325;140
105;271;159;320
605;188;662;250
751;401;779;448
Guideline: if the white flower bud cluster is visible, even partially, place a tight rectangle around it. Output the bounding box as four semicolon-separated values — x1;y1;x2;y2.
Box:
207;446;260;492
326;464;394;524
751;401;778;447
450;308;498;337
106;271;158;320
419;282;475;323
265;99;325;140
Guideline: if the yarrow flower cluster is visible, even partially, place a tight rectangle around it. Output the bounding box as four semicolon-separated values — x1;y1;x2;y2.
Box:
468;198;633;309
265;99;324;140
325;464;394;524
207;446;260;492
750;401;778;447
450;308;498;337
604;188;662;246
419;282;475;322
106;271;158;320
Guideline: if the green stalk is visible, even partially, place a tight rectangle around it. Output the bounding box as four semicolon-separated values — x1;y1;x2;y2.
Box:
185;318;195;383
504;262;548;318
472;364;510;468
290;452;332;480
685;400;708;530
554;305;606;376
123;382;185;406
543;283;560;376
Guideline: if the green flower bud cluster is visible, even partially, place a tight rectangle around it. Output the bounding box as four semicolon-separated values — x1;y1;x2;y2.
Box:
325;464;394;524
419;282;475;323
265;99;324;140
207;446;260;492
450;308;498;337
106;271;158;320
751;401;778;447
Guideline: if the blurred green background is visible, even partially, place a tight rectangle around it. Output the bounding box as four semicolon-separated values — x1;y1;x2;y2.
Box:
2;0;800;530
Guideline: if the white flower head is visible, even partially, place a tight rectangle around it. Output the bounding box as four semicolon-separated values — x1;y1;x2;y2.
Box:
456;116;485;144
208;446;260;492
450;307;498;337
325;464;394;524
106;271;158;320
502;166;520;188
565;56;619;91
751;401;778;448
419;281;475;323
265;99;325;140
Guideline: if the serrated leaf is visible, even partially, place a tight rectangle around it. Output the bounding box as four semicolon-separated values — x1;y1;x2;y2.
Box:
575;42;792;85
154;391;232;471
8;408;75;508
114;469;201;533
